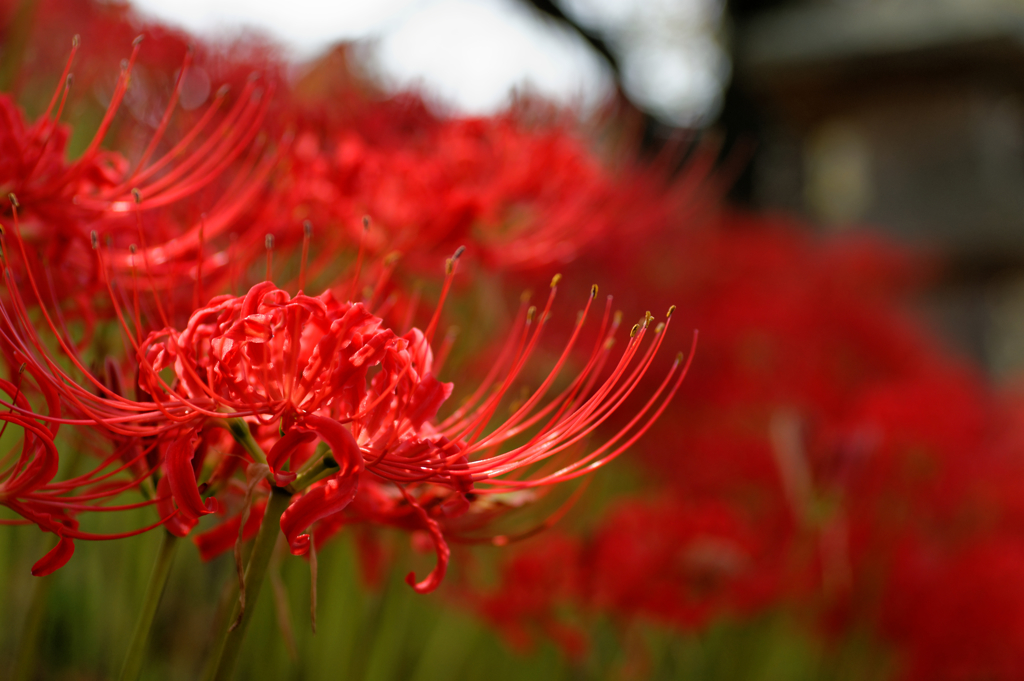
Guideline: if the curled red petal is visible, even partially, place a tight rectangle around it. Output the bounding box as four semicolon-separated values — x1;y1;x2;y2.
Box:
266;430;315;486
301;415;364;477
157;473;198;537
163;429;215;522
280;473;359;556
32;531;75;576
401;488;450;594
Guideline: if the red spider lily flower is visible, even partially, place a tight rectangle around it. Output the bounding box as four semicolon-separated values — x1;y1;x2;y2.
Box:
260;115;618;274
468;497;779;656
148;269;694;592
0;38;702;593
472;533;587;658
0;216;690;583
586;498;780;629
250;96;718;280
0;34;276;323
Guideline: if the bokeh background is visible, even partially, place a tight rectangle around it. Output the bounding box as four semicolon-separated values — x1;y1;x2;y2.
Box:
5;0;1024;679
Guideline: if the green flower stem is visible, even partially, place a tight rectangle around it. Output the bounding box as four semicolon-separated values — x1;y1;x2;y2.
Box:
286;456;339;494
11;570;51;681
118;530;180;681
210;486;293;681
224;418;268;465
199;568;245;681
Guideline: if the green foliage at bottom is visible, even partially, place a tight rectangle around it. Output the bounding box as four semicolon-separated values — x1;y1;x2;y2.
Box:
0;516;891;681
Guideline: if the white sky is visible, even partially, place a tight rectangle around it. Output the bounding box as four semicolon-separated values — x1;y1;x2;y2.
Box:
128;0;726;123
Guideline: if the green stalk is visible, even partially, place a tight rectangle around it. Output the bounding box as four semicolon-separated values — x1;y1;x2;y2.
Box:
118;530;180;681
224;418;268;465
199;567;245;681
209;487;292;681
11;571;51;681
286;456;338;493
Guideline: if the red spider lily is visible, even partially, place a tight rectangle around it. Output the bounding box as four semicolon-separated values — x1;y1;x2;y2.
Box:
468;497;781;657
153;271;692;592
474;532;588;658
246;95;719;279
0;34;276;327
585;498;781;628
0;199;693;587
0;0;698;596
258;115;619;274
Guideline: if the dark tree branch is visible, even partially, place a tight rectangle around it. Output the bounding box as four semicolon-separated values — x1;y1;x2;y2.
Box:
520;0;622;80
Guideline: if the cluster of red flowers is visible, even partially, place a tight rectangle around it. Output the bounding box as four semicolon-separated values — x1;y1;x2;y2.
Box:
7;2;1024;680
469;212;1024;680
0;0;696;612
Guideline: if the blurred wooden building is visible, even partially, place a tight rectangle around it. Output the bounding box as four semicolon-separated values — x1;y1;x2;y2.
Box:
727;0;1024;376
